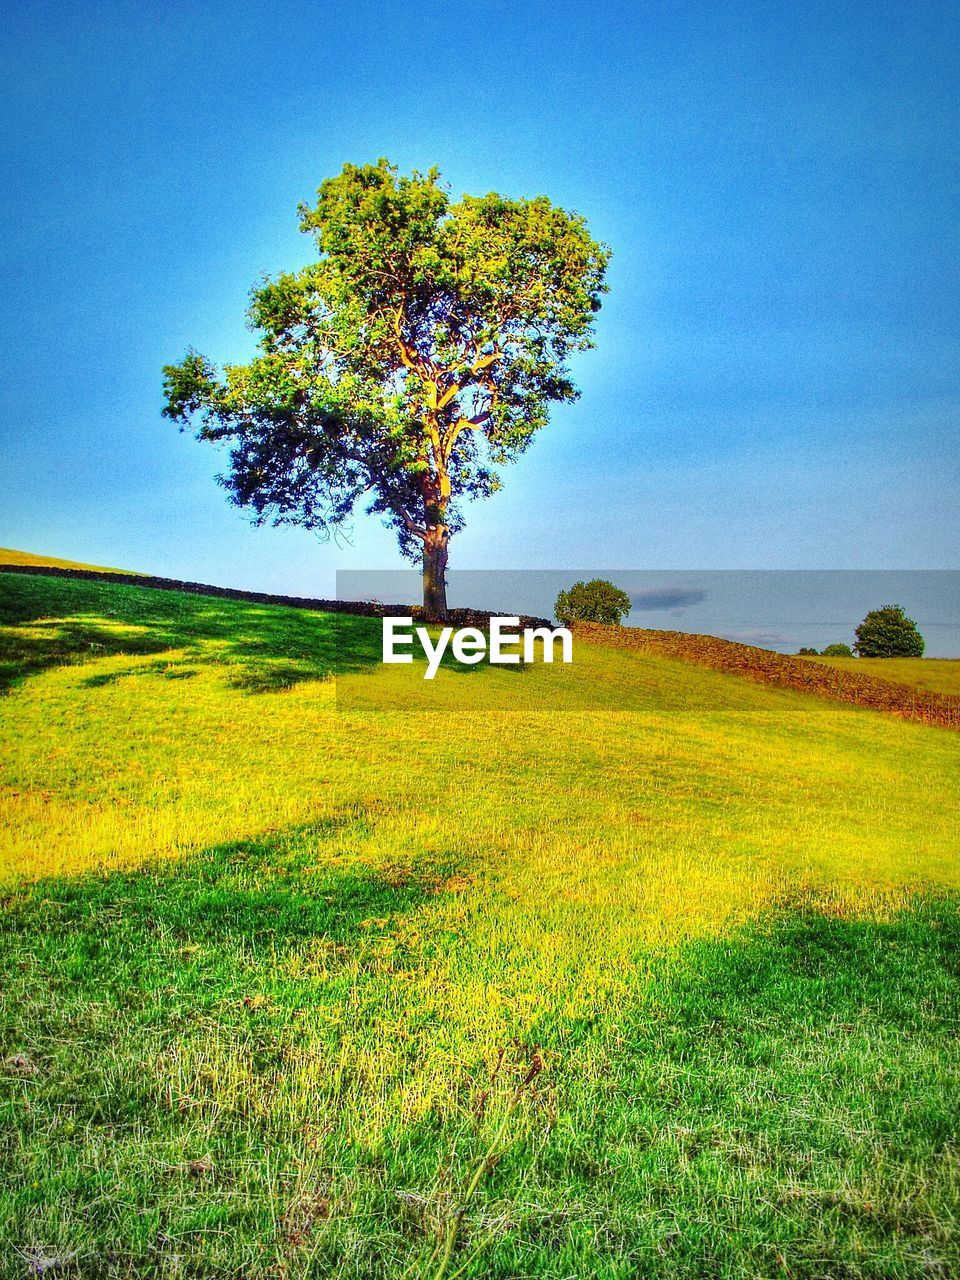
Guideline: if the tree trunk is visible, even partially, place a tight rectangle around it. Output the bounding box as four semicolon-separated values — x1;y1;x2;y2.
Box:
422;532;450;622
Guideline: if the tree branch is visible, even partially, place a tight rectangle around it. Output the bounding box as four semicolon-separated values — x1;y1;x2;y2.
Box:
339;445;427;541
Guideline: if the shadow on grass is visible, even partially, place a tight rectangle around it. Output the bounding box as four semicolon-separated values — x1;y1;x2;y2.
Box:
0;812;458;956
652;897;960;1045
0;572;384;694
1;847;959;1277
481;898;960;1277
0;572;538;699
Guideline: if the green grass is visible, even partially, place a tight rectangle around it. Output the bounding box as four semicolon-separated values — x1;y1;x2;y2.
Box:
2;571;959;1278
0;547;134;574
808;654;960;698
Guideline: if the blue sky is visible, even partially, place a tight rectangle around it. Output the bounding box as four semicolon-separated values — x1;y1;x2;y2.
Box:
1;0;958;601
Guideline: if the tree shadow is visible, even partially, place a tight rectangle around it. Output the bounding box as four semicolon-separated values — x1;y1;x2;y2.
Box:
477;897;960;1275
0;810;458;955
2;836;959;1277
83;664;199;688
532;897;960;1058
0;572;384;694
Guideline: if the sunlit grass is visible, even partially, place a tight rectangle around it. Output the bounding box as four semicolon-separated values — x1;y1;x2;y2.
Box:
809;653;960;697
0;547;133;573
2;576;957;909
1;572;959;1277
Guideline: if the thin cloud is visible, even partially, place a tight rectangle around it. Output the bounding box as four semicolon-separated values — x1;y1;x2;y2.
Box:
629;588;707;612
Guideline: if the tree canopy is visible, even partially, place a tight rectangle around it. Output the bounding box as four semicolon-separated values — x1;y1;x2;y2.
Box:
163;159;610;617
555;579;632;627
854;605;925;658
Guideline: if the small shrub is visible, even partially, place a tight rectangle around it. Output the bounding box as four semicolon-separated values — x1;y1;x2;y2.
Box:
854;605;925;658
821;643;853;658
797;647;819;656
555;579;632;627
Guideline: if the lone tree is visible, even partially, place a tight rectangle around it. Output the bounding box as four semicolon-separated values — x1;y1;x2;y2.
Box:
555;579;632;627
163;159;610;619
854;605;925;658
821;642;853;658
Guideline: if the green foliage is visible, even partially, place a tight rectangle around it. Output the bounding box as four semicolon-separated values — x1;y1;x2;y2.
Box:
797;646;819;656
555;579;632;626
162;159;610;566
854;605;925;658
821;642;854;657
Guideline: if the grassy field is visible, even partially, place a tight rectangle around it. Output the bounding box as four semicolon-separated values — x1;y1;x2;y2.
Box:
808;654;960;697
1;572;959;1278
0;548;133;573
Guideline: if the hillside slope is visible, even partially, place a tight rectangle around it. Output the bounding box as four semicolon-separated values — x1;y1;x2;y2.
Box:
0;546;133;573
575;620;960;729
2;570;959;1278
809;653;960;697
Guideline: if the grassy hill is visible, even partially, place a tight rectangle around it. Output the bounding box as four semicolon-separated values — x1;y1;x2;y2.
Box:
1;571;959;1278
808;653;960;697
0;546;133;573
576;622;960;728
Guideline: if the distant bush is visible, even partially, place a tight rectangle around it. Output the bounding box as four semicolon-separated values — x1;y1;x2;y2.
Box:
821;643;854;657
555;579;632;627
854;605;925;658
796;647;819;656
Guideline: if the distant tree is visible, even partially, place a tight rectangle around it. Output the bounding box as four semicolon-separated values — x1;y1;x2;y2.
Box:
163;159;610;620
796;647;819;656
854;605;925;658
821;642;854;658
555;579;631;627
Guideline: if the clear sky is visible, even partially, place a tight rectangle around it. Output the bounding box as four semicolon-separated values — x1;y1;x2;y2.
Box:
1;0;958;600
